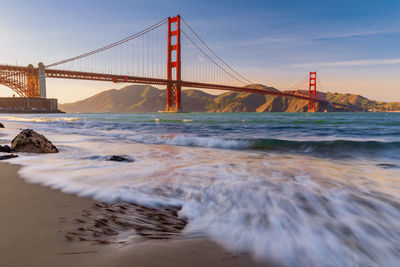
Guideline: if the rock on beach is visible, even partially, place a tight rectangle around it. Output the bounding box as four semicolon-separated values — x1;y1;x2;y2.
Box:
0;145;12;153
0;154;18;160
11;129;58;153
108;155;134;162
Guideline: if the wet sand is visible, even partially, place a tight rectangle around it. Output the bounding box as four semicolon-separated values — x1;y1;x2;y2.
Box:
0;162;266;267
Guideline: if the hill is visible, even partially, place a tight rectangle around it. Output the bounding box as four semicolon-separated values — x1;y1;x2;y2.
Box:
59;85;217;113
59;84;400;113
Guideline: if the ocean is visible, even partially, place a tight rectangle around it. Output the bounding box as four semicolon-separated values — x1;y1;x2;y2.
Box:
1;112;399;266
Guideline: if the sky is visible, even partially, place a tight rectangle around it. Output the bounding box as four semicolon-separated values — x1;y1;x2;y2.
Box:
0;0;399;103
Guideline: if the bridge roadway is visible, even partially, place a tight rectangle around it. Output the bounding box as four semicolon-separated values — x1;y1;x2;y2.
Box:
0;64;330;105
45;68;329;104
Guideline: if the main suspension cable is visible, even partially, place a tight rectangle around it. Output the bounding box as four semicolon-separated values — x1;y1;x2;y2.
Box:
182;30;245;85
182;17;253;85
47;18;168;68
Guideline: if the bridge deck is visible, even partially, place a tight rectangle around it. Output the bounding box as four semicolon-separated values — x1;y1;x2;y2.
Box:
0;64;329;104
44;69;328;103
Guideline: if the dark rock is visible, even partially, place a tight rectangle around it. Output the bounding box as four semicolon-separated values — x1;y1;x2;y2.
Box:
377;163;399;169
96;240;111;245
108;155;134;162
0;145;12;153
64;235;73;241
0;122;4;128
11;129;58;153
0;154;18;160
102;228;118;236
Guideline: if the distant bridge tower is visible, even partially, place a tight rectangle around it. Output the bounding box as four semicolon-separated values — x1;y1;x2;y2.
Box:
38;62;46;98
308;71;317;112
165;15;182;112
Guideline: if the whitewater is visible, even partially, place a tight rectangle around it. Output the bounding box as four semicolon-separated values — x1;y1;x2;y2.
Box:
1;112;399;266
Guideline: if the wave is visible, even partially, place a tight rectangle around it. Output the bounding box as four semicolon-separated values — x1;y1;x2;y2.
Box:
165;135;249;149
154;118;193;123
2;114;399;159
159;135;400;156
3;116;80;122
249;138;400;154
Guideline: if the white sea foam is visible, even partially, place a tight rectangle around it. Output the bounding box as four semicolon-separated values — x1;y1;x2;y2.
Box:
1;115;400;266
3;116;80;123
165;135;249;149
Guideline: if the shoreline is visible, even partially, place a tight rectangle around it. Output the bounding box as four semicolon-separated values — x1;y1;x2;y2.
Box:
0;161;266;267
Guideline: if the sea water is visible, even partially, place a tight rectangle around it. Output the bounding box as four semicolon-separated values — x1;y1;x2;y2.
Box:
1;112;399;266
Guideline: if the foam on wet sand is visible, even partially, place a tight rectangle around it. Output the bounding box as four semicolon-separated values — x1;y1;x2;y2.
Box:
0;162;265;267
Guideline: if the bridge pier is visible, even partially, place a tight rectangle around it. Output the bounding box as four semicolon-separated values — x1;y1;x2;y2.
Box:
38;62;46;98
26;64;39;97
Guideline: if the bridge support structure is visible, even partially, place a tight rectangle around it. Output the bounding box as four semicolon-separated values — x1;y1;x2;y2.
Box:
308;71;317;112
38;62;47;98
0;63;46;98
165;15;182;112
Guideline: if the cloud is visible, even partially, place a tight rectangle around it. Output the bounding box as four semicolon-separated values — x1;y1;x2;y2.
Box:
312;29;400;40
223;28;400;48
292;58;400;68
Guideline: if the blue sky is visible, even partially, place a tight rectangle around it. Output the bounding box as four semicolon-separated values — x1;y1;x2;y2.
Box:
0;0;399;102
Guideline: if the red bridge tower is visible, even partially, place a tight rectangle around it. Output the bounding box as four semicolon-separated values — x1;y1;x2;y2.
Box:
308;71;317;112
165;15;182;112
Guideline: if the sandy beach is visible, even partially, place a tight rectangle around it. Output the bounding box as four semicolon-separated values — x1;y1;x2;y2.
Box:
0;162;266;267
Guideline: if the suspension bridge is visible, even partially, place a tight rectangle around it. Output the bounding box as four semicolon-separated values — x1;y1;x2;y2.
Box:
0;15;328;112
